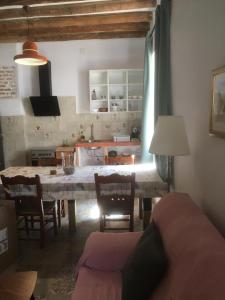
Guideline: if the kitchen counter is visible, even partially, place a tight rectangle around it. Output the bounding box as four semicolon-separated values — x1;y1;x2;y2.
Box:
75;140;140;148
75;140;141;166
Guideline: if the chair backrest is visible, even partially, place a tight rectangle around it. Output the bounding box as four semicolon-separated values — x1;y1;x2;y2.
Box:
1;175;43;213
38;158;62;166
94;173;135;215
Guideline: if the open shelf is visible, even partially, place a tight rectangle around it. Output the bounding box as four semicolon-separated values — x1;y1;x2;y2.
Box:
89;69;143;113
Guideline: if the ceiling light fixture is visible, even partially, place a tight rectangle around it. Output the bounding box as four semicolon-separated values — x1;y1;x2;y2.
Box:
14;6;47;66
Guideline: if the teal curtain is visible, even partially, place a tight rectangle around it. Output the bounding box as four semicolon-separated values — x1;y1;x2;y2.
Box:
141;29;155;163
154;0;172;181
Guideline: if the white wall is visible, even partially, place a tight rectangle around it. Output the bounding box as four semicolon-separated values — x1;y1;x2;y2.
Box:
0;44;24;116
0;38;144;114
19;38;145;112
171;0;225;235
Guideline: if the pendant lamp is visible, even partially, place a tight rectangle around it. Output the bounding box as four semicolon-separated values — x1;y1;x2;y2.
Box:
14;6;48;66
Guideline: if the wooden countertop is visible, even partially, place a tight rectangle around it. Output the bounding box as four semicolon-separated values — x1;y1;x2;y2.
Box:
75;140;140;148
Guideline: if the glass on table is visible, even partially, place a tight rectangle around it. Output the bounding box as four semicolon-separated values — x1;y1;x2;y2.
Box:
61;153;75;175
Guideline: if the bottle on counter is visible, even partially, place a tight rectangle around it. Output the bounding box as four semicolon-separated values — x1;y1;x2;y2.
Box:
92;89;97;100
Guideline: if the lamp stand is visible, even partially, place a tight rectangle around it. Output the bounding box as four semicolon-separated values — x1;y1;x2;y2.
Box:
167;155;173;192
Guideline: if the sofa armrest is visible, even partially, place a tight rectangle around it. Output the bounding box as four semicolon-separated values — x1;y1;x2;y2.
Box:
75;231;142;276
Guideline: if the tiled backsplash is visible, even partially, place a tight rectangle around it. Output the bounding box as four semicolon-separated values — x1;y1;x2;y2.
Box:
1;96;141;167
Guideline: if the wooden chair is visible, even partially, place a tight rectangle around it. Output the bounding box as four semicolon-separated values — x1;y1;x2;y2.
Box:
37;157;65;227
105;155;135;165
37;158;62;167
94;173;135;232
1;174;58;248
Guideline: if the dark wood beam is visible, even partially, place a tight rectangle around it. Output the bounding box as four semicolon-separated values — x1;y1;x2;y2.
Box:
0;0;87;6
0;31;146;42
0;0;156;20
2;22;149;36
0;12;151;32
0;22;149;42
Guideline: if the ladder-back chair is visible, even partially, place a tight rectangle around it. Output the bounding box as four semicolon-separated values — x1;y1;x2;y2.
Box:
1;174;58;248
37;157;65;227
94;172;135;232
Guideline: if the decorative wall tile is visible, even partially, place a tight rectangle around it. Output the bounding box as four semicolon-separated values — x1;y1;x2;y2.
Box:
1;96;141;167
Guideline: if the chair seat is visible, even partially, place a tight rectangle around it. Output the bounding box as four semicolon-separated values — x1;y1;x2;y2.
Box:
0;271;37;300
17;200;56;216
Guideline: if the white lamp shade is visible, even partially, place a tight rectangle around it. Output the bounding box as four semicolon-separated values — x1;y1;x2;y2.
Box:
149;116;190;156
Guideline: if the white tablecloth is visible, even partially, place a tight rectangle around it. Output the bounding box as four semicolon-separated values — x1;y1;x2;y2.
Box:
0;164;167;201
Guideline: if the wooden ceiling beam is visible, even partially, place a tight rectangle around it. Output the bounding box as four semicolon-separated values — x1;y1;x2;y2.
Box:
0;22;149;39
0;12;151;32
0;31;146;42
0;0;156;8
0;0;87;6
0;0;155;20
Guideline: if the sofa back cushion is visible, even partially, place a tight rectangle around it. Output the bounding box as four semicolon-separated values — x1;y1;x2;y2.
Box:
150;192;225;300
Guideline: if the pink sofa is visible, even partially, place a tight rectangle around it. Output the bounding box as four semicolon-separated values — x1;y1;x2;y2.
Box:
72;192;225;300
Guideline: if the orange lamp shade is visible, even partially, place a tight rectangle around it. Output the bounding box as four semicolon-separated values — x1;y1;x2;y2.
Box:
14;41;48;66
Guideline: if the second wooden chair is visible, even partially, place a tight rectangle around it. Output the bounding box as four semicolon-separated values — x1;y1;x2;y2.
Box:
1;174;58;248
94;172;135;232
37;157;65;227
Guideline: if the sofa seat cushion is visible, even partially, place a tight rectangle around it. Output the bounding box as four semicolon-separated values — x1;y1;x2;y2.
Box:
72;267;121;300
75;231;142;277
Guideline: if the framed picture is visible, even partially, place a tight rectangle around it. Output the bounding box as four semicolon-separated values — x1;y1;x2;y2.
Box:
209;65;225;138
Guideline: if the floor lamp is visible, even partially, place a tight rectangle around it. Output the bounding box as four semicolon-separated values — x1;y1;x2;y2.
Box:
149;116;190;191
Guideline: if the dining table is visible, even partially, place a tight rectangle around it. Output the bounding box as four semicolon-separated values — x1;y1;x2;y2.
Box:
0;164;168;231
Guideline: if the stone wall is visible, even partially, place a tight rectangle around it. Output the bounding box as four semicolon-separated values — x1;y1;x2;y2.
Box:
1;96;142;166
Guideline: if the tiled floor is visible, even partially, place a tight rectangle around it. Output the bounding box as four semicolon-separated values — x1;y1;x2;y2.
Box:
12;198;143;300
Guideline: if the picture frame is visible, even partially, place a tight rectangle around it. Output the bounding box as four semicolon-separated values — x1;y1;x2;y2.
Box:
209;65;225;138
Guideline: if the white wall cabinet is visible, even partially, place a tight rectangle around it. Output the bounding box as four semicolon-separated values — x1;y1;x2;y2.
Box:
89;69;143;113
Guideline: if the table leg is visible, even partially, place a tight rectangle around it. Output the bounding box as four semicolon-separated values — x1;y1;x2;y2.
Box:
143;198;152;230
76;147;80;166
68;199;76;232
57;200;61;228
103;147;108;165
138;197;143;219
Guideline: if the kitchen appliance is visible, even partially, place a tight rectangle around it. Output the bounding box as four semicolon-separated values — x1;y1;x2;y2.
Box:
113;135;130;142
31;149;55;166
30;96;60;116
29;61;61;116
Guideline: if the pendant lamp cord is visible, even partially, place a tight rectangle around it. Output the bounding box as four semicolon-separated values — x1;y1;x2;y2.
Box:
23;5;30;40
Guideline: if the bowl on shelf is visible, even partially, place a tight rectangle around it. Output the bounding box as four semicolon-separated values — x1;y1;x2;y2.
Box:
98;107;108;112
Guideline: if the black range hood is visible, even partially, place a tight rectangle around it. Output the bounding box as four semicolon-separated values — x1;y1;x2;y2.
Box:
30;61;60;116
